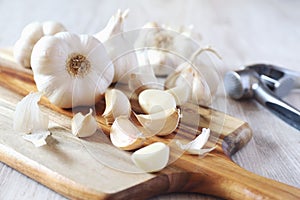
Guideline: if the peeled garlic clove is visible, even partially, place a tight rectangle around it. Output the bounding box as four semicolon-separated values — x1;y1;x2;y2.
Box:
131;142;169;173
72;108;98;138
110;116;144;150
136;108;180;136
176;128;215;155
102;89;131;125
23;130;51;147
138;89;176;114
13;92;49;134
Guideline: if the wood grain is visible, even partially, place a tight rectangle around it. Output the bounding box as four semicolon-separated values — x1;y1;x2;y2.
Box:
0;49;300;199
0;1;300;199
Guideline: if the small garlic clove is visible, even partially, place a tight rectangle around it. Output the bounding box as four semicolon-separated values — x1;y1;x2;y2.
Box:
72;108;98;138
136;108;180;136
110;116;144;150
138;89;176;114
13;92;49;134
22;130;51;147
131;142;169;173
102;88;131;125
176;128;215;155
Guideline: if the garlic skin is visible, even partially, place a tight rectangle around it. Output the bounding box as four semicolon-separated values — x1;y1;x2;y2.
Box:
176;128;215;155
165;47;221;106
13;92;49;134
72;108;98;138
131;142;169;173
134;22;200;76
102;88;131;125
94;9;138;84
138;89;176;114
110;116;144;150
136;108;180;136
31;32;114;108
23;130;51;147
14;21;66;68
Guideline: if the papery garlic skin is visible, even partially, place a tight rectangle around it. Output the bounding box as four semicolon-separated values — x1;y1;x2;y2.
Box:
102;88;131;125
131;142;169;173
23;130;51;147
31;32;114;108
176;128;215;155
72;109;98;138
13;92;49;134
138;89;176;114
110;116;144;150
14;21;66;68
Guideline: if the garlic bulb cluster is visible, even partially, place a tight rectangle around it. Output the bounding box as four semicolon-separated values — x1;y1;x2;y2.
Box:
134;22;200;76
31;32;114;108
14;21;66;68
165;47;221;106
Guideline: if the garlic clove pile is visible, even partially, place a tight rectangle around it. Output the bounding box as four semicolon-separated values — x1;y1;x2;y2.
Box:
138;89;176;114
72;108;98;138
176;128;215;155
110;116;144;150
13;92;49;134
14;21;66;68
131;142;169;173
31;32;114;108
102;88;131;125
135;108;180;136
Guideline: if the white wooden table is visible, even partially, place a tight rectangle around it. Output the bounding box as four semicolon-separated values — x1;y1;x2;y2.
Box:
0;0;299;199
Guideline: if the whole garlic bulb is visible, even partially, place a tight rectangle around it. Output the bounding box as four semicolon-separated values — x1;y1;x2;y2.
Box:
134;22;200;76
165;47;221;106
31;32;114;108
14;21;66;68
94;9;138;84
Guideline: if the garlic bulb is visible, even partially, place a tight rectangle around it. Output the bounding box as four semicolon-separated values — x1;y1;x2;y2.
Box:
138;89;176;114
134;22;200;76
72;108;98;138
94;9;138;83
131;142;169;173
31;32;114;108
13;92;49;134
176;128;215;155
110;116;144;150
102;88;131;125
135;108;180;136
165;47;221;106
14;21;66;68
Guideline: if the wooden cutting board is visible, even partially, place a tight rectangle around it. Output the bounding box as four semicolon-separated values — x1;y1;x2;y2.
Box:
0;48;299;200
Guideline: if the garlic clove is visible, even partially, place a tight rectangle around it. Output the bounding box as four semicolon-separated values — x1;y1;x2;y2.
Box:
135;108;180;136
131;142;169;173
110;116;144;150
102;88;131;125
42;21;66;35
176;128;215;155
138;89;176;114
22;130;51;147
72;108;98;138
13;92;49;134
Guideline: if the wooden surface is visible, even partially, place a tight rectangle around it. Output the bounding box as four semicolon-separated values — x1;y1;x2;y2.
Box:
0;0;299;199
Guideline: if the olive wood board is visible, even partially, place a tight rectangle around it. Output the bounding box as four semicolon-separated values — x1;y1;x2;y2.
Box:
0;48;299;200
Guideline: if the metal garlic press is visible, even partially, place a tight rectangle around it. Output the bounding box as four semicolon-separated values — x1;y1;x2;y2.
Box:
224;64;300;131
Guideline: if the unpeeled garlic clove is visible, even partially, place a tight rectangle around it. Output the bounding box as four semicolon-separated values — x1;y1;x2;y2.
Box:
131;142;169;173
102;88;131;125
138;89;176;114
110;116;144;150
72;108;98;138
135;108;180;136
176;128;215;155
13;92;49;134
